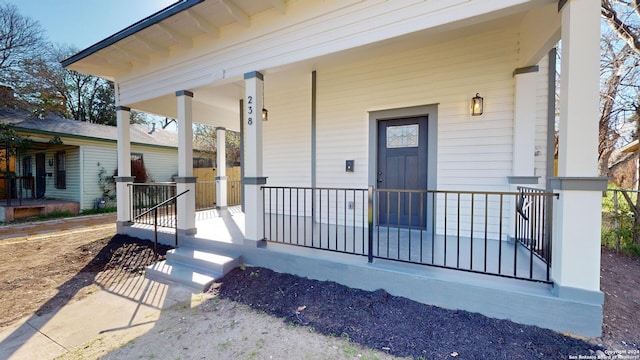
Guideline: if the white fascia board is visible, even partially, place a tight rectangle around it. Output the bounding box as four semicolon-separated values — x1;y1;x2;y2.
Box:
115;0;539;106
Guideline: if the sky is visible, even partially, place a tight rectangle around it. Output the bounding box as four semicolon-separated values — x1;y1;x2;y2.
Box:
4;0;177;50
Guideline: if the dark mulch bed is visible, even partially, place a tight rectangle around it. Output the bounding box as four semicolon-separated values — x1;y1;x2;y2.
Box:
212;267;602;359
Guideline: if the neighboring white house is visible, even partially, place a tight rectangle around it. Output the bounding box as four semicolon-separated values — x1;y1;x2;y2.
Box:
0;107;186;210
62;0;605;337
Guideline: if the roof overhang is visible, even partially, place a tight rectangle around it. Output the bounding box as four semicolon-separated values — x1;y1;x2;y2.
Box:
61;0;203;72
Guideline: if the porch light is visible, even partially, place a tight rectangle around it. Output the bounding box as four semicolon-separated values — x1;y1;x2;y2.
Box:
471;93;483;116
262;108;268;121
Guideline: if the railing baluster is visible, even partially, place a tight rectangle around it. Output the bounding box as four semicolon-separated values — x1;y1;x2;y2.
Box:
444;192;448;267
470;193;474;270
513;193;518;277
498;194;503;275
258;186;555;284
456;193;460;268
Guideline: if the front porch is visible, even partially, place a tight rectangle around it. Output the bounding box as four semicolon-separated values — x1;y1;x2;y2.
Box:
61;0;606;339
0;198;80;223
124;197;601;337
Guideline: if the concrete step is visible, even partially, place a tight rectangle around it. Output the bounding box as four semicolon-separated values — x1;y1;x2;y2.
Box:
145;260;221;291
166;247;241;274
145;247;242;291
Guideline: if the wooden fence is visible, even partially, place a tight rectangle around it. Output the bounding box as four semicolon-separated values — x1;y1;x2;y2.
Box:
194;166;241;210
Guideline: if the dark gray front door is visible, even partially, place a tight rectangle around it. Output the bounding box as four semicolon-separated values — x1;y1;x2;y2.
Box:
35;153;45;199
377;116;428;228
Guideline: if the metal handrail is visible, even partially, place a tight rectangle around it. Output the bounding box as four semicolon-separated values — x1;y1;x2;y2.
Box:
134;189;189;256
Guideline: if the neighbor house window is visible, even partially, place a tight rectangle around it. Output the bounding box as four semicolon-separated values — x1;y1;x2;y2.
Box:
55;151;66;189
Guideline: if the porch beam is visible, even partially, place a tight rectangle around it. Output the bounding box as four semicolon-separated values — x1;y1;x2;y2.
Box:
157;23;193;48
186;9;220;38
115;105;132;232
220;0;250;27
133;35;170;57
114;45;149;65
269;0;286;14
216;127;227;208
552;0;602;299
94;53;131;70
176;90;196;235
243;71;265;245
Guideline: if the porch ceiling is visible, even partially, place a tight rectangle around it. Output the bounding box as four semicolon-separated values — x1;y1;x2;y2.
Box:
62;0;285;80
62;0;557;132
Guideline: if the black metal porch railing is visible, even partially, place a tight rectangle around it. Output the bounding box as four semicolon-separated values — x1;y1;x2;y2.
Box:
262;185;558;283
129;183;177;227
515;186;556;274
132;188;189;255
0;176;36;205
262;186;369;255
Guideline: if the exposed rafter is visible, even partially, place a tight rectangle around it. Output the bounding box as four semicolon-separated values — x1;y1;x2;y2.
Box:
133;35;170;57
186;9;220;38
157;23;194;48
220;0;250;27
94;53;132;71
269;0;286;14
114;45;149;65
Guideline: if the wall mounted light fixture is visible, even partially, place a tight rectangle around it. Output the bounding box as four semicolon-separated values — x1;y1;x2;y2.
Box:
262;108;268;121
471;93;483;116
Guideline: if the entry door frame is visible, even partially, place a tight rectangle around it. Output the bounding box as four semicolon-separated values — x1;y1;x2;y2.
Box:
35;153;46;199
368;104;438;231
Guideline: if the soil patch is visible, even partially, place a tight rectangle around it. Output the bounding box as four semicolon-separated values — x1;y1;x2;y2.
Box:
0;230;170;329
600;247;640;350
1;229;638;359
212;267;601;359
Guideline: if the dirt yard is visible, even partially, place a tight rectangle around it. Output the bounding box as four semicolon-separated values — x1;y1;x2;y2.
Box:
0;224;638;359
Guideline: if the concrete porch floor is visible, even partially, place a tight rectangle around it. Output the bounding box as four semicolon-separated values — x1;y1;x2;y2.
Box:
124;206;602;337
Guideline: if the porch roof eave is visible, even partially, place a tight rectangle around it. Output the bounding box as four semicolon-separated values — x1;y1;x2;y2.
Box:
60;0;203;69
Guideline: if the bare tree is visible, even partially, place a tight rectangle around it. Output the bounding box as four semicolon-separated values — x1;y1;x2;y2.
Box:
0;3;45;80
193;124;241;167
601;0;640;247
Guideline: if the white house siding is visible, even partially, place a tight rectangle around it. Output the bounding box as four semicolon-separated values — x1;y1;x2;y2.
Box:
262;24;548;239
130;145;178;183
82;144;118;210
44;147;81;205
19;134;180;210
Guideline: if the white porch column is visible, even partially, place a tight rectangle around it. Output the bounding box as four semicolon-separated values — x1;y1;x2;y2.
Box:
114;106;133;233
175;90;196;235
216;127;227;208
508;67;540;238
551;0;606;304
243;71;266;246
510;66;539;184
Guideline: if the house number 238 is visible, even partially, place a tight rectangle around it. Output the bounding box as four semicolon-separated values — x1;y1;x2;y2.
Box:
247;96;253;125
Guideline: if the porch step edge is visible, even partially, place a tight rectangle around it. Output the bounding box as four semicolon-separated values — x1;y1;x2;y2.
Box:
145;260;222;292
166;246;241;274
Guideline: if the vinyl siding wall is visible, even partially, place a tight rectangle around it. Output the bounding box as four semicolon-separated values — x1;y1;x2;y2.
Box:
262;24;551;238
21;135;179;210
